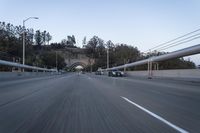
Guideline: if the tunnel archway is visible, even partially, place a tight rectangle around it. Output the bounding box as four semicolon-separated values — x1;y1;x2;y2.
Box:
69;62;87;71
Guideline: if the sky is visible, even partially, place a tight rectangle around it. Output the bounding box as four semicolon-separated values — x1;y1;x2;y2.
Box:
1;0;200;65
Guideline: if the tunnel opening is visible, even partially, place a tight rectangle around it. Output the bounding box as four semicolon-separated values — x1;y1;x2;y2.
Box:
69;62;87;72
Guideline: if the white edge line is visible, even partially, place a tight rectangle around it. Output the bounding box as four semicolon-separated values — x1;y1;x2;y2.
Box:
121;96;189;133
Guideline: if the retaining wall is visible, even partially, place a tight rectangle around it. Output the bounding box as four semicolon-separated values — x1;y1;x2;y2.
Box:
127;69;200;79
0;72;56;81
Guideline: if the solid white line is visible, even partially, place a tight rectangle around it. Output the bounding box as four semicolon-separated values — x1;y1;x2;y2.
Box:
121;96;189;133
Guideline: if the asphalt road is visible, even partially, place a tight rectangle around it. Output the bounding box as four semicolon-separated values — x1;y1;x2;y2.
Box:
0;73;199;133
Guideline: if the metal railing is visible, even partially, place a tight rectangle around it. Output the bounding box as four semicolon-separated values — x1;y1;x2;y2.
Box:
0;59;57;72
105;44;200;71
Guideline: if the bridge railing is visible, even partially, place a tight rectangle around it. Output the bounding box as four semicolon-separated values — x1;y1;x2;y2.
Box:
0;59;57;72
104;44;200;72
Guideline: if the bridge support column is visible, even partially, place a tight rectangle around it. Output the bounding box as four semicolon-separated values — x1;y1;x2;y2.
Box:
90;64;93;73
153;62;159;70
148;59;153;79
124;67;126;72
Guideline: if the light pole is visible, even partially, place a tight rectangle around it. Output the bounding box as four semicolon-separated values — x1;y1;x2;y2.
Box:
56;51;58;70
22;17;39;69
107;48;109;69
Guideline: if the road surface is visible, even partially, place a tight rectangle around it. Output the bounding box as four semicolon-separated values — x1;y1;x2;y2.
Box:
0;73;199;133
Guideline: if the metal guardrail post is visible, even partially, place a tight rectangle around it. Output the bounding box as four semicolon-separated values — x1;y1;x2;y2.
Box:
148;58;153;79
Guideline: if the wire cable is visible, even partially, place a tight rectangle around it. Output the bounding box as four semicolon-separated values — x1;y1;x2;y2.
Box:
157;35;200;51
154;33;200;51
143;28;200;52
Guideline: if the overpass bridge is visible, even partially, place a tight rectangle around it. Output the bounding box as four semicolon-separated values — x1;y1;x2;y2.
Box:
57;48;94;70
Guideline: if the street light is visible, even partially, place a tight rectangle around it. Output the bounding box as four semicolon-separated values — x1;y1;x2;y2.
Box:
56;51;58;70
107;48;109;69
22;17;39;68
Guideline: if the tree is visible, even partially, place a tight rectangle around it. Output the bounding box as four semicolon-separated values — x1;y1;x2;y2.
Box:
71;35;76;44
0;22;22;59
106;40;115;49
34;30;43;48
84;36;106;70
82;36;86;46
84;36;104;58
40;51;66;70
34;30;51;47
51;42;65;49
114;44;140;66
46;32;52;45
105;40;115;67
61;39;67;45
41;30;47;45
66;35;76;47
26;28;34;45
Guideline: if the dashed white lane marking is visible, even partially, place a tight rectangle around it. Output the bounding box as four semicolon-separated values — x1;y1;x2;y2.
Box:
121;96;189;133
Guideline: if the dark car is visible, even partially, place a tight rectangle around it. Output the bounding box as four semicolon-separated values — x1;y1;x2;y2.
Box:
108;70;124;77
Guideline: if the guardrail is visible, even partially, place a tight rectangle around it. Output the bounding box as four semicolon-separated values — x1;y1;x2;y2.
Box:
0;59;57;72
105;44;200;71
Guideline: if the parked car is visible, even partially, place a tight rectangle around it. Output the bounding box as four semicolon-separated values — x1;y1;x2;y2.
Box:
108;70;124;77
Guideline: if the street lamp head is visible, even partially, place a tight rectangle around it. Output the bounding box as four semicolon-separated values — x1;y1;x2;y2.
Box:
24;17;39;22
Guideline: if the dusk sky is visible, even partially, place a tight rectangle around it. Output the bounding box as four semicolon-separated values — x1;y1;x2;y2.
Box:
1;0;200;64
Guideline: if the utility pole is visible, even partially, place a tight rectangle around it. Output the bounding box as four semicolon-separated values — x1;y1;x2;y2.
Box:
22;17;38;72
56;51;58;71
124;59;126;72
22;21;25;67
107;48;109;69
90;54;93;73
148;58;153;79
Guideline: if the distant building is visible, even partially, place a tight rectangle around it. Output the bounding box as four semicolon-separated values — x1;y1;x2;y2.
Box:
198;65;200;69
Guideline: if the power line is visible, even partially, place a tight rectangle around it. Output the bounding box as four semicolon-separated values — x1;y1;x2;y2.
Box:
157;35;200;51
154;33;200;51
143;28;200;52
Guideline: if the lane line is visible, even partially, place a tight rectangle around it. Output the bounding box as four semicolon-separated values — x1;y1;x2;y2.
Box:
121;96;189;133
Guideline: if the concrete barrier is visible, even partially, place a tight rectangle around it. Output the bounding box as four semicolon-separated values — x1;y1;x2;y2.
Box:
0;72;57;81
127;69;200;79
